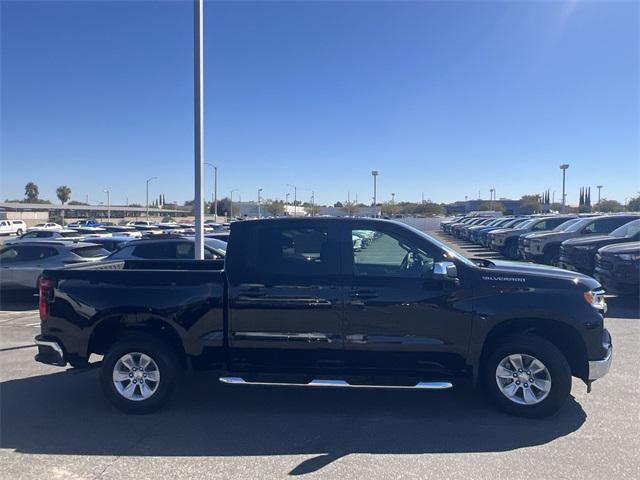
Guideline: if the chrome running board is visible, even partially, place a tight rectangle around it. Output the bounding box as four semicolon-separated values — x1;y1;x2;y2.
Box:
219;377;452;390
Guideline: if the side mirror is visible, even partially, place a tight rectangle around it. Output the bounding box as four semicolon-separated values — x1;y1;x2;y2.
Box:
433;261;458;281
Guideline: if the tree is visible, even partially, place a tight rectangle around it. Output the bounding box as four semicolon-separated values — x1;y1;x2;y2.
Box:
415;201;444;216
626;194;640;212
343;201;360;216
24;182;39;202
264;199;285;216
68;200;89;206
210;197;231;216
520;195;542;214
478;201;504;212
333;201;344;208
56;185;71;226
56;185;71;205
594;199;624;213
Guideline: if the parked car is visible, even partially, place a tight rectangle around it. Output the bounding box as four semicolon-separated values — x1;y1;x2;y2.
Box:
99;225;142;237
0;219;27;236
106;237;226;260
519;218;582;260
468;217;513;244
83;236;133;252
458;218;498;240
67;219;101;228
559;219;640;275
451;218;486;238
71;227;112;238
478;218;529;247
525;215;640;266
594;242;639;296
0;241;109;290
36;218;611;418
5;229;83;245
491;216;577;259
28;222;62;231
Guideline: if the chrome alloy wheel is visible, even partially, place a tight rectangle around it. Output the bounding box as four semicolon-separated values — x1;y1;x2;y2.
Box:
112;352;160;401
495;353;552;405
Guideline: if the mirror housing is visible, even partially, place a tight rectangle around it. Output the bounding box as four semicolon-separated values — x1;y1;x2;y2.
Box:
433;261;458;281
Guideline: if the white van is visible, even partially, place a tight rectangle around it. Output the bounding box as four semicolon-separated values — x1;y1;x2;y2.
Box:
0;220;27;236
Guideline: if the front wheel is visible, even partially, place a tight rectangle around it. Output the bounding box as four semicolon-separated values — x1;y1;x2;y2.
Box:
100;333;180;414
504;242;519;260
482;334;572;418
15;228;23;236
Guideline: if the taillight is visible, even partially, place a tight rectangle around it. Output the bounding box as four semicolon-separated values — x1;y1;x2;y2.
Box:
38;276;54;321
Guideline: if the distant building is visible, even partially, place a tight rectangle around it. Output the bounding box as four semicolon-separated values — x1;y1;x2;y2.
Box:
446;198;532;215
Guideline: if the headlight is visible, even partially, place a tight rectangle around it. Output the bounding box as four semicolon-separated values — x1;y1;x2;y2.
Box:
618;253;640;261
583;290;606;310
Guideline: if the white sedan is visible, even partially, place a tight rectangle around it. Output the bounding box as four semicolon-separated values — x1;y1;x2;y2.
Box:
27;222;63;231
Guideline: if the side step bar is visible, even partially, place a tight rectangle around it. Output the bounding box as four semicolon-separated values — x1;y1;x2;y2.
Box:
219;377;452;390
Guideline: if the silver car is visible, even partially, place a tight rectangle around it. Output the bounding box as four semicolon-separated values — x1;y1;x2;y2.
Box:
5;229;82;245
0;242;109;290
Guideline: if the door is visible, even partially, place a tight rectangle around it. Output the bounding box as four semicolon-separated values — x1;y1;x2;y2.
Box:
228;222;345;371
340;223;473;375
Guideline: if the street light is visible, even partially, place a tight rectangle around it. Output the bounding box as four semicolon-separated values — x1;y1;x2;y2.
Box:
489;188;495;211
596;185;603;205
560;164;570;213
103;189;111;221
391;192;395;216
205;163;218;219
287;184;297;216
146;177;158;220
257;188;263;218
371;171;379;216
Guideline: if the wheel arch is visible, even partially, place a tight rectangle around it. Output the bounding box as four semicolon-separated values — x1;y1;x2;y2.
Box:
478;317;588;381
87;314;187;364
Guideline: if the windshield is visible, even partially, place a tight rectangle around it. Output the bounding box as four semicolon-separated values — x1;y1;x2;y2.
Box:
610;219;640;238
71;246;110;258
516;219;536;229
60;231;80;237
552;218;580;231
402;223;476;268
564;218;592;233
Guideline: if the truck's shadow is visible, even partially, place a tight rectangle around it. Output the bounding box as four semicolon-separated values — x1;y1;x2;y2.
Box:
0;290;38;311
605;295;639;320
0;369;586;475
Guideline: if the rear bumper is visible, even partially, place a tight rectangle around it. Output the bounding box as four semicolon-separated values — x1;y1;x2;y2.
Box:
34;335;66;366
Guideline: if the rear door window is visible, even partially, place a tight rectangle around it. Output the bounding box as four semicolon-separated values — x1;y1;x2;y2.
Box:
132;242;178;259
71;246;110;258
251;226;330;276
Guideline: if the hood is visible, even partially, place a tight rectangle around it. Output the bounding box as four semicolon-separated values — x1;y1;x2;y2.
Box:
479;259;600;290
562;235;620;249
529;231;573;241
598;241;640;255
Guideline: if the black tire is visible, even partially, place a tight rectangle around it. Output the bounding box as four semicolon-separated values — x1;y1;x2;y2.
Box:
505;242;519;260
16;228;23;236
543;246;560;266
482;334;572;418
100;333;181;414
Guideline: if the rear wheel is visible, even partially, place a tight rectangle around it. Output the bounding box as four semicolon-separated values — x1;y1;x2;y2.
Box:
16;228;23;236
543;247;560;266
100;333;180;414
482;334;571;418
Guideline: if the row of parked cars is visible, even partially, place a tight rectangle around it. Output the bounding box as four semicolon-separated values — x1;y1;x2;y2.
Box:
0;219;230;292
440;213;640;296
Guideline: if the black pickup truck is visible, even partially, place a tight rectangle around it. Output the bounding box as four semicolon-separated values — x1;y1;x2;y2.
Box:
35;218;612;418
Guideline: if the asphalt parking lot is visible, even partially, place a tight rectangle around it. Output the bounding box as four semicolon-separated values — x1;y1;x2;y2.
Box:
1;227;639;479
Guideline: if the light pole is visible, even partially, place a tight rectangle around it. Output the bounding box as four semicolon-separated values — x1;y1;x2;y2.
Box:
560;164;570;213
371;171;379;216
596;185;603;205
285;192;290;206
287;184;297;216
230;189;239;219
103;189;111;221
205;163;218;219
192;0;205;259
391;192;395;216
146;177;158;221
257;188;263;218
489;188;495;211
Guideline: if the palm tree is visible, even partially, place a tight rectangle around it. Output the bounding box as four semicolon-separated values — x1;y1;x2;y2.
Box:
56;186;72;226
24;182;39;202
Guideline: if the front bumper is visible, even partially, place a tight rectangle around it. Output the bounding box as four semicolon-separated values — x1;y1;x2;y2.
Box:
588;330;612;381
35;335;66;366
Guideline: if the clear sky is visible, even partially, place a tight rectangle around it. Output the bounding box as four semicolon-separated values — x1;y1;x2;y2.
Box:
1;0;638;206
